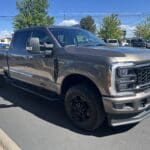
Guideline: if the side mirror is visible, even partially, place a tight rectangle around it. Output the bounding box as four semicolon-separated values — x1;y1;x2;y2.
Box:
44;43;54;49
42;43;54;57
26;37;40;52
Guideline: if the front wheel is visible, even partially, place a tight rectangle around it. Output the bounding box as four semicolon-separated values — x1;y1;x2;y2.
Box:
65;84;105;131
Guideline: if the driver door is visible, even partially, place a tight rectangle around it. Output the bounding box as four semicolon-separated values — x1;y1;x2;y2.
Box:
24;28;56;90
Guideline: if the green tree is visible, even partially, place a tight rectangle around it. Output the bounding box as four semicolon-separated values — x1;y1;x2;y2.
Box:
80;16;96;33
135;17;150;40
98;14;123;40
13;0;54;30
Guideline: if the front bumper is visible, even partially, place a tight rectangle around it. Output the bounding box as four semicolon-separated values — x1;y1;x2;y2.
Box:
103;90;150;126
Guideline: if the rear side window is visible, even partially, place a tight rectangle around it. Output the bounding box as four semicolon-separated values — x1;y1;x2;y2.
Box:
13;31;31;50
31;29;53;51
32;30;52;45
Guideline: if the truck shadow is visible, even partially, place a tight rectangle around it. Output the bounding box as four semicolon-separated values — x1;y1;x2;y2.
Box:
0;85;137;137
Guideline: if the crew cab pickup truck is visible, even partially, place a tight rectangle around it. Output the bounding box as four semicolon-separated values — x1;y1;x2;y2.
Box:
0;26;150;131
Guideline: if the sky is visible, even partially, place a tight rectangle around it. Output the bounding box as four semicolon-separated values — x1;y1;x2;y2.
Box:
0;0;150;37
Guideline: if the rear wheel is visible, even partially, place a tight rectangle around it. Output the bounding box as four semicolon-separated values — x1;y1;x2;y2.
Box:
65;84;105;131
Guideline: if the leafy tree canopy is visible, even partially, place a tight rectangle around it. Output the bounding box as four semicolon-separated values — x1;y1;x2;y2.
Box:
98;14;123;40
135;17;150;40
80;16;96;33
14;0;54;30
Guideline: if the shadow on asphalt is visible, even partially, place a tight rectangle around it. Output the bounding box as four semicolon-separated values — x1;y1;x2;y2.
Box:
0;85;137;137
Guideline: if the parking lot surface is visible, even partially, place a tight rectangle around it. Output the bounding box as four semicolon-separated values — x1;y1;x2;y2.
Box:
0;85;150;150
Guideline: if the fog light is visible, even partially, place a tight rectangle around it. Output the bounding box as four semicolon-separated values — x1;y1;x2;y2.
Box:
113;103;134;110
113;103;124;109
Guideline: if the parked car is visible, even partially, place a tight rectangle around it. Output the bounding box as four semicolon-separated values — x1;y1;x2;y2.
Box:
0;26;150;131
126;39;130;46
131;38;146;48
0;43;10;49
106;39;119;47
0;37;11;49
146;40;150;49
121;40;129;47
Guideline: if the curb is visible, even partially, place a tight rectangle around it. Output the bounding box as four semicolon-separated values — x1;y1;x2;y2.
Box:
0;128;21;150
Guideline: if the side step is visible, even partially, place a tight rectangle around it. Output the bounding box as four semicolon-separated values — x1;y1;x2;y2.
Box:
11;81;61;101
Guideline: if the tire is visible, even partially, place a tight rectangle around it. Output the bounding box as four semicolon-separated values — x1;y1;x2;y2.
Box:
65;84;105;131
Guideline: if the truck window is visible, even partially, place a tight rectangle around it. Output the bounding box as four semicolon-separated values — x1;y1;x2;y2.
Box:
13;31;31;50
50;29;66;46
75;35;89;45
50;28;106;47
32;30;53;51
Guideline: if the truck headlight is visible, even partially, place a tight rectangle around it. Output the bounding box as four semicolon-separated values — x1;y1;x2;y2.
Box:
116;67;136;92
118;68;130;77
109;63;136;96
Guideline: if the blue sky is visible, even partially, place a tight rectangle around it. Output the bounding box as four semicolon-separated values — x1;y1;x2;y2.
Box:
0;0;150;37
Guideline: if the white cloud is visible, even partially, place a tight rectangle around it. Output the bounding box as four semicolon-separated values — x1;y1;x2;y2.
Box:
120;25;136;31
120;25;136;38
0;30;13;38
58;19;79;26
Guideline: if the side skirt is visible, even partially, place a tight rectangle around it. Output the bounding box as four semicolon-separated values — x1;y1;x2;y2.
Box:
7;78;62;101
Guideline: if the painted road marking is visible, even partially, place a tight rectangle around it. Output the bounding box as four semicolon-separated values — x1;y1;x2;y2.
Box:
0;128;21;150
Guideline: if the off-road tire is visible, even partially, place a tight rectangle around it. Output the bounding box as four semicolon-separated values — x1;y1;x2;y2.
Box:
65;84;105;131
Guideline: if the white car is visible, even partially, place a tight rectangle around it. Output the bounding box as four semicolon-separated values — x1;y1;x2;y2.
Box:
106;39;119;47
121;40;129;47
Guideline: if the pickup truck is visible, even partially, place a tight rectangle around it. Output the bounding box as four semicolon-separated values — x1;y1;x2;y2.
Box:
0;26;150;131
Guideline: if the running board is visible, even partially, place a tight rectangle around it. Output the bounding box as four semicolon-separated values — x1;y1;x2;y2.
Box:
11;83;61;101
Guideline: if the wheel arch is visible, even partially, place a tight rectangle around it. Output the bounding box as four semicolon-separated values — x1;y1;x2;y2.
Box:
60;73;102;98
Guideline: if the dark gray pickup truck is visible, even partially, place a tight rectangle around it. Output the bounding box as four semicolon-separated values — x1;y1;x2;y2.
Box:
0;26;150;131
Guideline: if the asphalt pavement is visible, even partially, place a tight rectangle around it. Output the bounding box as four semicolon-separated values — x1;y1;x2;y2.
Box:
0;85;150;150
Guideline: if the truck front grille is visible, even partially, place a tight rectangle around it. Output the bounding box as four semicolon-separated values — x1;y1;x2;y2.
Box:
136;65;150;87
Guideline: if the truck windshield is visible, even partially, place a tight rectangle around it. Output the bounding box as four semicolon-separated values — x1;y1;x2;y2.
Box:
49;28;106;47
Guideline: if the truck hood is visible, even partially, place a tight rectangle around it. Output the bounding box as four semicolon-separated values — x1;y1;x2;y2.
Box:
65;46;150;63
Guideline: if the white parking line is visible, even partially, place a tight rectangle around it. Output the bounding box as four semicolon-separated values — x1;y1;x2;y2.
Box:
0;128;21;150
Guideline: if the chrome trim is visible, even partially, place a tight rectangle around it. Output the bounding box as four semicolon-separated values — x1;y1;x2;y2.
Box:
110;62;150;97
116;79;136;84
9;69;32;78
135;63;150;68
136;82;150;89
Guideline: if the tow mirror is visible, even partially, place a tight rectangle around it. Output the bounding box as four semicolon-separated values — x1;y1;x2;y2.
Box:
26;37;40;52
26;38;54;56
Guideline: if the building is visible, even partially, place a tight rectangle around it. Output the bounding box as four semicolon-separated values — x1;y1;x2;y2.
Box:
0;37;11;45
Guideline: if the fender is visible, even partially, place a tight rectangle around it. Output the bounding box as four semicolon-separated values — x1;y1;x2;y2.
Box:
56;61;109;96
